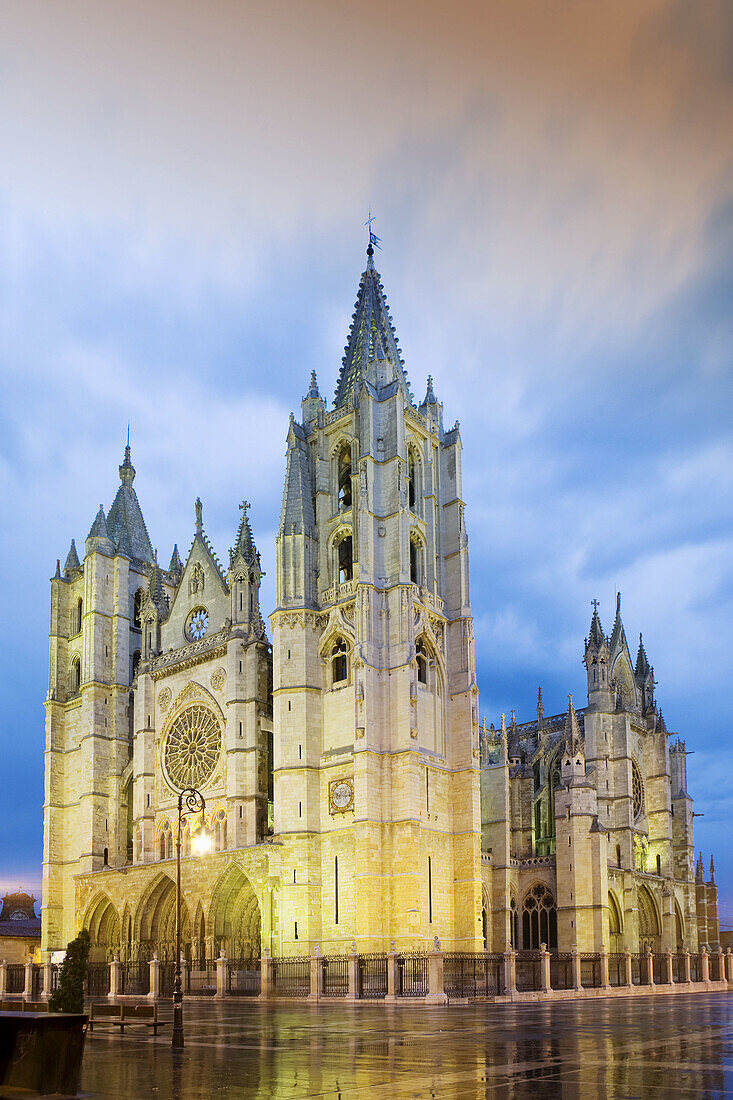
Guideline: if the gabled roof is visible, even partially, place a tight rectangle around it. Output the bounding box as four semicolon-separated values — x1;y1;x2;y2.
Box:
333;247;412;408
106;444;154;564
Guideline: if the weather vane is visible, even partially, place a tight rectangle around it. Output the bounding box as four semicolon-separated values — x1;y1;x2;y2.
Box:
365;209;382;251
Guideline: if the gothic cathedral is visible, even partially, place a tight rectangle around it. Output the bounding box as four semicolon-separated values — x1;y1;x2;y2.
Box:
42;244;718;964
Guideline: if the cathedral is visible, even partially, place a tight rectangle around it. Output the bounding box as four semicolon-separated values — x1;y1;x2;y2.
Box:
41;243;719;966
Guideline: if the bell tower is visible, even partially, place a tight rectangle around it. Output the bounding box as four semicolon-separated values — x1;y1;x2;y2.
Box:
270;244;483;953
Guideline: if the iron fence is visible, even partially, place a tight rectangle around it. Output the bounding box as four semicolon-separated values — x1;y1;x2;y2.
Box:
652;954;666;984
6;966;25;994
579;954;600;988
689;953;701;982
321;956;349;997
272;956;310;997
443;953;504;999
160;962;176;998
397;953;428;997
516;952;543;992
549;953;573;990
357;954;387;998
709;953;723;982
227;964;260;996
630;954;642;985
121;962;150;996
608;953;626;986
188;961;217;996
86;962;110;997
672;954;686;983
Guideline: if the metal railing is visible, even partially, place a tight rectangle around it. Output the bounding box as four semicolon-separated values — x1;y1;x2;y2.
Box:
516;952;543;992
120;962;150;996
321;956;349;997
689;953;701;982
549;952;573;990
444;953;504;998
358;954;388;999
188;960;217;996
272;956;310;998
580;953;601;989
227;965;260;996
397;953;428;997
608;953;626;986
86;962;110;997
6;966;25;994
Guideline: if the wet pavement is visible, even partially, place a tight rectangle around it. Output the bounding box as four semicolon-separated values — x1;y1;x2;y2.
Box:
77;993;733;1098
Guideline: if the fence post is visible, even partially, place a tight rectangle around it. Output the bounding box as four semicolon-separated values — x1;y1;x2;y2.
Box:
715;948;725;983
385;941;399;1003
0;960;6;996
623;948;632;987
683;949;691;984
258;949;273;1001
41;959;54;1000
23;956;34;1000
109;956;121;1000
571;945;582;991
600;950;610;990
215;951;227;999
540;943;551;992
308;944;322;1002
347;942;359;1001
503;948;517;995
701;946;710;984
148;952;161;1000
646;946;654;986
665;949;673;985
426;937;447;1004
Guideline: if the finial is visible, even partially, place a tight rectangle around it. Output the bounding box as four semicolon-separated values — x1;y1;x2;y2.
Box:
591;598;599;613
537;686;543;718
616;591;621;616
240;500;250;514
54;559;61;579
195;497;203;535
119;434;135;487
364;209;381;262
424;375;437;405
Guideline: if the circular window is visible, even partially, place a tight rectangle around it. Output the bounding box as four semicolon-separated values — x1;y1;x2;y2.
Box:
186;607;209;641
631;759;644;820
163;704;221;792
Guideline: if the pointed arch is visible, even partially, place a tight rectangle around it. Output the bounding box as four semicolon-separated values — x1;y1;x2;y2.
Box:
608;889;624;951
209;865;262;963
674;898;685;950
521;882;557;949
637;883;661;949
83;893;120;961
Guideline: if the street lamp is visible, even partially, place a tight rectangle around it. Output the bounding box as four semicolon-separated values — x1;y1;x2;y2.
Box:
172;787;212;1049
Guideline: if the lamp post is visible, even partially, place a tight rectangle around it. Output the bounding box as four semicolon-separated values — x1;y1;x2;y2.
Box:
172;787;212;1049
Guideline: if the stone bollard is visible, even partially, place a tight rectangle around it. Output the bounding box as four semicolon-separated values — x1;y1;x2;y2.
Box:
646;946;654;986
623;948;633;987
0;960;6;997
258;948;273;1001
308;944;323;1002
41;959;54;1000
148;952;161;1000
215;951;227;998
385;941;399;1003
540;943;551;992
109;956;121;1000
23;956;34;1000
347;942;359;1001
701;946;710;984
600;950;610;990
683;949;691;984
571;945;582;992
665;950;673;985
426;937;447;1005
503;948;517;995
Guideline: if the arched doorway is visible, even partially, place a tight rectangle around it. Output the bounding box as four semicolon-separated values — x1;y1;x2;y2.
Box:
608;890;623;952
637;884;660;951
136;874;191;962
85;894;120;962
209;866;261;964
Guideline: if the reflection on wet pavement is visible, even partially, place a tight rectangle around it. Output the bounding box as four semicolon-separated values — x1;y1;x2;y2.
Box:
79;992;733;1098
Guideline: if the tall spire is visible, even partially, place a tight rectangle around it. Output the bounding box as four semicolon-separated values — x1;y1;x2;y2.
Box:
635;633;651;680
609;591;627;655
333;248;411;408
588;599;605;648
63;539;80;574
107;439;154;563
279;416;316;538
563;694;583;757
168;544;182;577
231;501;257;565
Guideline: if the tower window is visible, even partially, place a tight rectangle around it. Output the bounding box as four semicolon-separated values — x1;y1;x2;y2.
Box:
409;538;422;585
74;596;83;635
416;639;428;685
70;656;81;697
331;638;348;685
133;588;144;630
337;445;352;508
338;535;353;583
407;449;418;510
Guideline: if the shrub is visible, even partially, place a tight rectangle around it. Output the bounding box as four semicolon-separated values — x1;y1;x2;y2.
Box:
49;928;91;1014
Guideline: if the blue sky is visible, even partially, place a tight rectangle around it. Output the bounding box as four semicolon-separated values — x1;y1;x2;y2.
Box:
1;1;732;920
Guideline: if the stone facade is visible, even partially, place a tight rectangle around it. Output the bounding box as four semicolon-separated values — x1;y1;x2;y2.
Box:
41;246;718;964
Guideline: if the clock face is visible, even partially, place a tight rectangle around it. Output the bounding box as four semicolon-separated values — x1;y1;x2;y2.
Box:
330;780;354;812
187;607;209;641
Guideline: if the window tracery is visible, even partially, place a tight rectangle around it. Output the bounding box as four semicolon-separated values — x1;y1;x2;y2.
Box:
163;704;222;792
521;883;557;949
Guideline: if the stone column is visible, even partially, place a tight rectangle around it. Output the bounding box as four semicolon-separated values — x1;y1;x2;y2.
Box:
715;948;725;983
426;937;447;1005
215;951;228;999
385;943;399;1003
109;956;121;1000
571;945;582;991
148;952;161;1000
23;956;34;1000
41;960;54;1000
646;946;654;986
540;944;551;992
683;949;691;984
600;950;610;990
347;943;359;1002
623;948;632;987
258;949;273;1001
0;960;6;997
701;947;710;984
503;948;517;995
726;948;733;983
665;950;673;985
308;945;322;1002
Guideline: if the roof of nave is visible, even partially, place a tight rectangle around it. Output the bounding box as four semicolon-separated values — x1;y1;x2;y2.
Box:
333;244;413;409
106;443;154;564
479;706;586;766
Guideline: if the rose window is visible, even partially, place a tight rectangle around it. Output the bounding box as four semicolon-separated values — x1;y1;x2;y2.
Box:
186;607;209;641
631;759;644;820
164;704;221;791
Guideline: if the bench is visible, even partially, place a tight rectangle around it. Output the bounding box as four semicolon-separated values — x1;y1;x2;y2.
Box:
89;1002;165;1034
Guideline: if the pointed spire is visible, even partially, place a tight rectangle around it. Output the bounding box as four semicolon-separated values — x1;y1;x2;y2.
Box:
149;550;163;600
64;539;80;574
107;438;154;563
588;599;605;648
231;501;256;564
537;686;544;723
54;559;62;580
119;441;135;487
696;852;704;884
507;710;520;760
635;633;651;680
168;544;182;577
279;421;316;538
710;855;716;885
424;375;437;404
195;497;203;536
87;505;109;540
563;694;583;757
334;249;411;408
609;591;626;654
307;371;320;399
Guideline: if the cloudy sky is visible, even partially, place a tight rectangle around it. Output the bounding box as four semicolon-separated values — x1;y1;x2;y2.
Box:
1;1;731;919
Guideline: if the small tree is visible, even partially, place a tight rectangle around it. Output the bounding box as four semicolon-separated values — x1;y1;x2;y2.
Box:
49;928;91;1014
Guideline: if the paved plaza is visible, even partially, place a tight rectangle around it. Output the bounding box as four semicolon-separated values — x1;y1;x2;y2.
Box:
75;992;733;1099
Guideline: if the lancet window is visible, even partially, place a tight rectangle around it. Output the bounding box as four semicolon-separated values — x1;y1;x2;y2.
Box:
214;808;227;851
337;534;353;583
73;596;83;635
70;655;81;697
133;588;144;630
331;638;349;685
521;883;557;949
337;445;352;509
159;820;173;861
416;638;429;685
